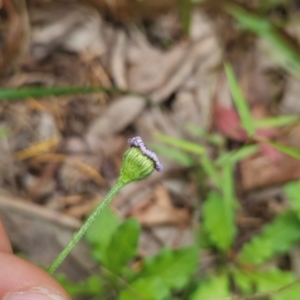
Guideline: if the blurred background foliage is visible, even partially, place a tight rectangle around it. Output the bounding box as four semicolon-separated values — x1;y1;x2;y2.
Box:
2;0;300;299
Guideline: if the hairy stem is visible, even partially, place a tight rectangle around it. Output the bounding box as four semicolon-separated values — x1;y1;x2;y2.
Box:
48;180;125;274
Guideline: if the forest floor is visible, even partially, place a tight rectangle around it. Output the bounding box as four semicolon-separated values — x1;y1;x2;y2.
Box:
1;0;300;298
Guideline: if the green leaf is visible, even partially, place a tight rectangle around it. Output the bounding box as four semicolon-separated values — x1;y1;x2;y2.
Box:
224;63;255;136
104;218;140;275
139;246;198;290
285;180;300;219
251;269;300;300
196;226;214;249
268;142;300;160
119;277;169;300
202;191;236;252
56;274;102;297
151;144;194;167
155;134;205;155
221;162;237;210
232;269;300;300
238;211;300;264
254;116;298;129
0;86;131;100
227;5;272;32
85;206;120;263
231;269;253;295
191;274;231;300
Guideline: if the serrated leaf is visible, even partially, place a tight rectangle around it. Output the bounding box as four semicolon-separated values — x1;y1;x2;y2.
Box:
56;274;102;297
191;274;231;300
196;226;214;249
85;206;120;263
251;269;300;300
231;269;254;295
139;246;198;290
224;63;255;136
232;269;300;300
119;277;169;300
285;180;300;219
202;191;236;252
104;218;140;275
238;211;300;264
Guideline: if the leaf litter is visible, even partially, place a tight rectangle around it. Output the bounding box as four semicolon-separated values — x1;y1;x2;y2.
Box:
1;0;300;294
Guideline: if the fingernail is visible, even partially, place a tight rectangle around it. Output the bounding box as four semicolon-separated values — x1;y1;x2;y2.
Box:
3;287;66;300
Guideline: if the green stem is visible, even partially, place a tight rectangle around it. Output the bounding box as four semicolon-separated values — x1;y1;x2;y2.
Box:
48;180;125;274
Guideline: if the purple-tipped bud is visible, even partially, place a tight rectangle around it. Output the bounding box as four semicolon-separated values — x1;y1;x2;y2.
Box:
127;136;163;171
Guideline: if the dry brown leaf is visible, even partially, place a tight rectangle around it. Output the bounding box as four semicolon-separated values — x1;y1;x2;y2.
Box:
241;124;300;190
86;95;146;142
110;29;128;89
64;196;102;219
62;5;104;53
62;136;89;154
0;0;30;74
127;37;188;94
128;185;190;227
0;190;96;281
85;0;176;22
22;162;57;202
172;91;201;127
14;135;61;160
280;78;300;114
46;194;87;211
57;154;104;192
30;3;104;58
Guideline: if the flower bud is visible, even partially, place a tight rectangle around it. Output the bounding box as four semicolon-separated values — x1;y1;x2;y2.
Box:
118;138;162;185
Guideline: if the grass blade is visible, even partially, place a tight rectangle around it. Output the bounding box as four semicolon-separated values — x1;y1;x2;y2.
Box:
216;145;259;166
268;142;300;160
221;162;237;210
151;144;195;167
227;4;300;79
155;134;205;155
178;0;193;34
0;86;132;100
224;63;255;136
200;155;221;188
254;116;298;129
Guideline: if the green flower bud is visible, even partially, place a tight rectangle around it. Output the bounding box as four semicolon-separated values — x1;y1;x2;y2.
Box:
118;147;156;185
47;136;162;274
